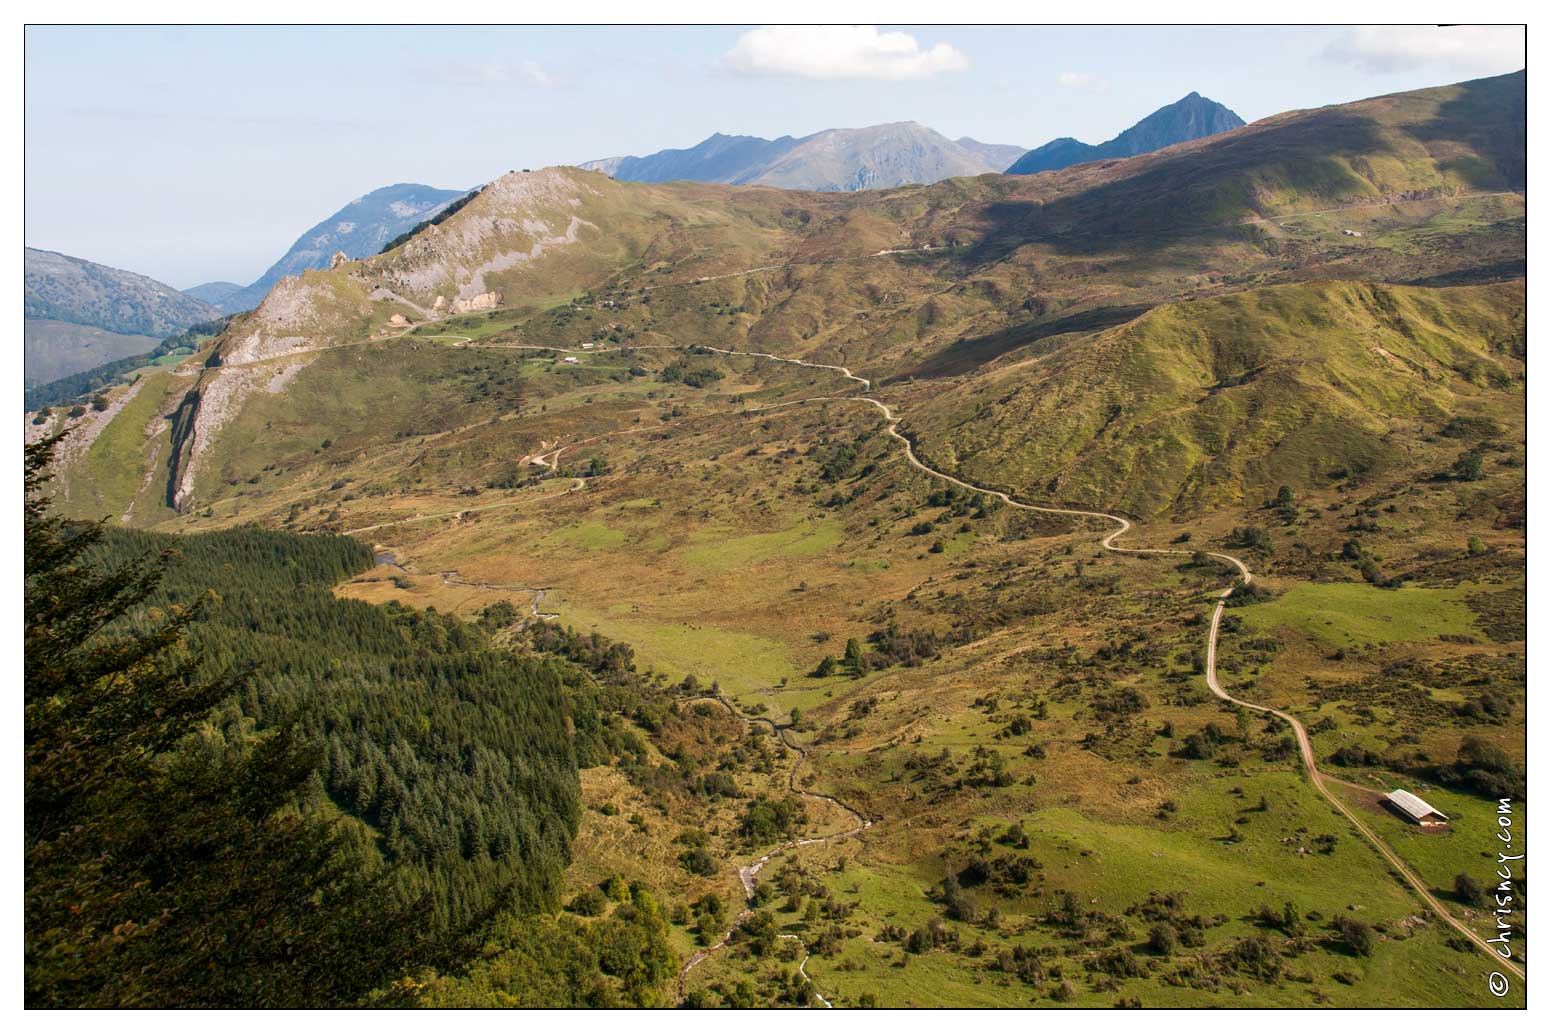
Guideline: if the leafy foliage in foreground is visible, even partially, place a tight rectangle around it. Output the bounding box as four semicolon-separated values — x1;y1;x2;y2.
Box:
423;884;675;1007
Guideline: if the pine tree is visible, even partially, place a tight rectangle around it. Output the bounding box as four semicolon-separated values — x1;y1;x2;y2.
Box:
24;436;461;1007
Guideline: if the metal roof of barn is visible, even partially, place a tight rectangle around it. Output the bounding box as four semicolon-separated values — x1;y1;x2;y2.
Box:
1386;789;1448;820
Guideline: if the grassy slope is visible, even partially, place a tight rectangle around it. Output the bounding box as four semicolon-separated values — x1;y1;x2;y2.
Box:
24;319;161;386
38;73;1527;1008
64;71;1521;525
910;279;1524;515
101;319;1523;1007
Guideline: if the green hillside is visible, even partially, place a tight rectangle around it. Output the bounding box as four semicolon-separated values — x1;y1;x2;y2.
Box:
947;70;1525;246
910;279;1525;514
27;69;1525;1008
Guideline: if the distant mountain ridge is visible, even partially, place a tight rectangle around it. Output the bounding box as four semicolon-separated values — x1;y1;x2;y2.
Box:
183;281;244;305
954;137;1028;171
25;247;219;336
217;183;467;312
582;122;1026;191
1006;92;1245;174
24;247;222;386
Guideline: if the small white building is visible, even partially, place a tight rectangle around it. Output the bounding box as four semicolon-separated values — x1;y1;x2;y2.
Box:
1385;789;1448;826
561;356;580;365
581;342;594;349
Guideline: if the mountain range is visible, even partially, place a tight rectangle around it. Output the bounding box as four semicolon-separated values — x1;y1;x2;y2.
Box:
25;247;218;336
582;122;1025;191
26;91;1245;389
183;280;245;305
57;67;1511;518
580;92;1243;192
1006;91;1245;174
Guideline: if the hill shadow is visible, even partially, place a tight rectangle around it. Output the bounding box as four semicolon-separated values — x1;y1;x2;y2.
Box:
952;113;1393;267
1403;258;1526;289
890;303;1151;382
1402;70;1525;191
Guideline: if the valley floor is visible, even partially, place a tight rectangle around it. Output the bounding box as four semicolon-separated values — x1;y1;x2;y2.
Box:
290;337;1523;1007
39;232;1526;1010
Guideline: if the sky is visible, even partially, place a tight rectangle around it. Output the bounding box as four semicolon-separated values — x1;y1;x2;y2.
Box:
24;24;1525;288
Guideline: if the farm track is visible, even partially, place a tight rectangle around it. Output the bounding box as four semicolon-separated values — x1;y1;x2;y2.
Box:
363;339;1524;995
336;199;1525;994
715;350;1526;986
371;553;561;624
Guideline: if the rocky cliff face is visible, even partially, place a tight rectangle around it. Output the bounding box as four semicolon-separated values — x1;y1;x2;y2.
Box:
371;169;600;303
165;169;608;509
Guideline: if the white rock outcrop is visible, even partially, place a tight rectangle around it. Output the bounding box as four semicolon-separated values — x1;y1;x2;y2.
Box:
451;292;502;313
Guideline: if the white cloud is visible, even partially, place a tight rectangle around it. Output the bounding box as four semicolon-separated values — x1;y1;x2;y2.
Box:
720;25;969;81
1056;71;1105;90
1320;25;1524;76
415;59;554;88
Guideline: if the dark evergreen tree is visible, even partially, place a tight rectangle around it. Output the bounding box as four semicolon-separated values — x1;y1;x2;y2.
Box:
25;436;466;1007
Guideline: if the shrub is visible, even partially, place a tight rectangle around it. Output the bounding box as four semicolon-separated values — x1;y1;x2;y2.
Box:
1225;526;1274;555
569;888;609;916
1451;451;1485;481
679;847;717;876
1454;873;1488;908
1223;581;1277;607
1335;917;1375;956
1436;735;1525;798
1148;922;1179;956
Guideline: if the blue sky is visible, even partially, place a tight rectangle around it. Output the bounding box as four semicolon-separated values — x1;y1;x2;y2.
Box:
24;24;1525;288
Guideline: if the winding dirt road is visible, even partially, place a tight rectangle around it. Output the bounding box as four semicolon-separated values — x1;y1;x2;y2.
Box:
716;350;1525;985
284;191;1527;998
357;327;1525;993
